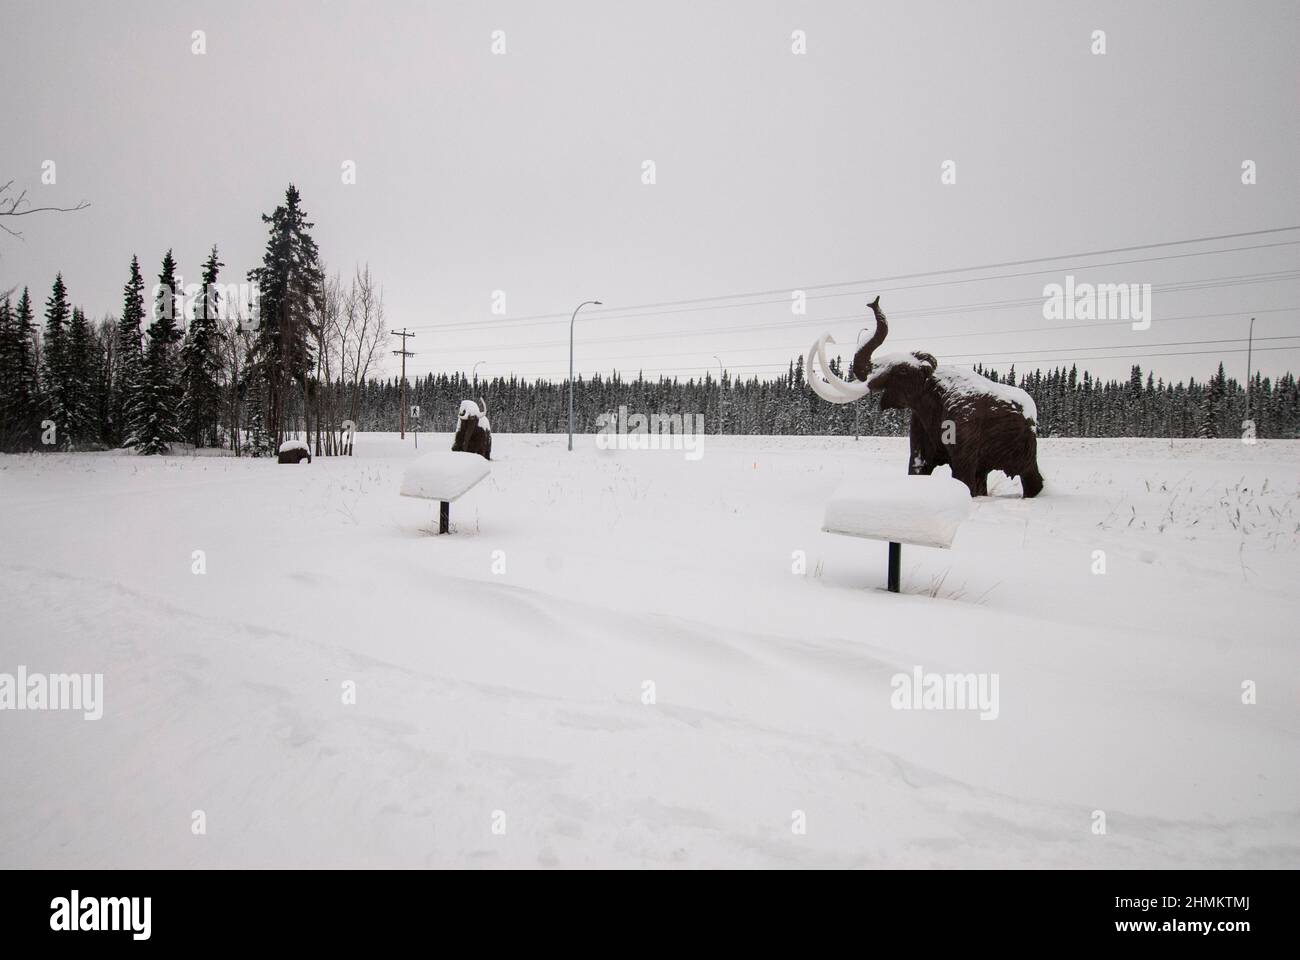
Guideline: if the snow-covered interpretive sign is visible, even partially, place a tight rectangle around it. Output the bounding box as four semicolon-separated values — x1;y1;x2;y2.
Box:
400;451;492;533
822;475;971;592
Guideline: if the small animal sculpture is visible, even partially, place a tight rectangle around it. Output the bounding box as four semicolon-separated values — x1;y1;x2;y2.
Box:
452;398;492;460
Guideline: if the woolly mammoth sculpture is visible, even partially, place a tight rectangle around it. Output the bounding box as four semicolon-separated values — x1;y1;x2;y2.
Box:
452;399;492;460
806;298;1043;498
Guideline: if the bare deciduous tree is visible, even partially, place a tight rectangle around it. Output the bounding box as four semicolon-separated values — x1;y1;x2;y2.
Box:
0;179;90;238
339;265;386;455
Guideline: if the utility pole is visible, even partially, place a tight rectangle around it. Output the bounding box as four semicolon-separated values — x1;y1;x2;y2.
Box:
392;329;416;439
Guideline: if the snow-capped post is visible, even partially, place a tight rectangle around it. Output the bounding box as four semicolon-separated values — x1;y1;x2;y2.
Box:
400;451;492;535
822;475;971;593
411;404;421;449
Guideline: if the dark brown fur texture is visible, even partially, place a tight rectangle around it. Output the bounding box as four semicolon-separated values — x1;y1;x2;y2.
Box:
452;400;492;460
277;447;311;464
851;298;1043;498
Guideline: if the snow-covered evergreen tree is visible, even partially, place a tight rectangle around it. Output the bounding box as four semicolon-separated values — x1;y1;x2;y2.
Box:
112;255;146;446
129;250;184;454
242;346;273;457
1196;363;1226;439
248;185;324;446
64;306;95;445
40;274;73;447
179;246;224;447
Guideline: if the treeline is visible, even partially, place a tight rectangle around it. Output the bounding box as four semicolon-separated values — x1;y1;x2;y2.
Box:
4;194;1297;448
0;184;387;455
343;358;1300;440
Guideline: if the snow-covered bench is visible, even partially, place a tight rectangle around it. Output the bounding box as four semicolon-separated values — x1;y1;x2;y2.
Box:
400;451;492;534
822;475;971;592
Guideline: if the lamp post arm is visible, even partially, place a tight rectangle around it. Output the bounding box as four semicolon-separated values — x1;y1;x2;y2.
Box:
568;300;603;451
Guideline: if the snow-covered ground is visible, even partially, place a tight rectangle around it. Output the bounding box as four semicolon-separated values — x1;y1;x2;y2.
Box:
1;434;1297;867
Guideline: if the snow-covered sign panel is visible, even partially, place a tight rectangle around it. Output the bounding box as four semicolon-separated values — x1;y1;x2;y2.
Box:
400;451;492;502
823;475;971;549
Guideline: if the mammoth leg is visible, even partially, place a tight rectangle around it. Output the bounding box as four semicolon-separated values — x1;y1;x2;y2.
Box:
908;450;936;475
948;454;982;497
1021;465;1044;498
1020;434;1044;498
908;419;938;475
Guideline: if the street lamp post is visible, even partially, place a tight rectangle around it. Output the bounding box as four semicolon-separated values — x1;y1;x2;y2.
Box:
568;299;602;451
472;360;485;397
853;327;869;441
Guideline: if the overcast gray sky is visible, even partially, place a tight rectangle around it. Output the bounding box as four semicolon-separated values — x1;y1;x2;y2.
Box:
3;0;1297;385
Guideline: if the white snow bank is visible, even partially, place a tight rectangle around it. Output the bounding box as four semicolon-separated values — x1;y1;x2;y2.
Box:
822;474;971;548
400;451;492;502
278;440;309;454
868;354;1037;424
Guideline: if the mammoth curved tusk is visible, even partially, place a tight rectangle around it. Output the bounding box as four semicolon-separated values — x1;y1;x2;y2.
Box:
805;335;849;403
806;334;872;404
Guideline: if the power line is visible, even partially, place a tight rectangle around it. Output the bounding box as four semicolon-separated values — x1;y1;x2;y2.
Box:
494;344;1300;381
406;227;1300;333
415;240;1300;334
424;271;1300;357
430;307;1298;374
443;328;1300;371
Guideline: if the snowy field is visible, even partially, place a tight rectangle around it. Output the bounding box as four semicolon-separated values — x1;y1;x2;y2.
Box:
1;434;1297;868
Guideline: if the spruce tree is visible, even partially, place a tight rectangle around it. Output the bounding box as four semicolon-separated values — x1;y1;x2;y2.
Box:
0;297;14;446
40;273;72;447
113;255;146;445
129;250;184;454
242;344;272;456
65;306;94;444
91;316;115;446
179;246;224;447
1197;363;1225;439
11;288;40;444
248;184;323;445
